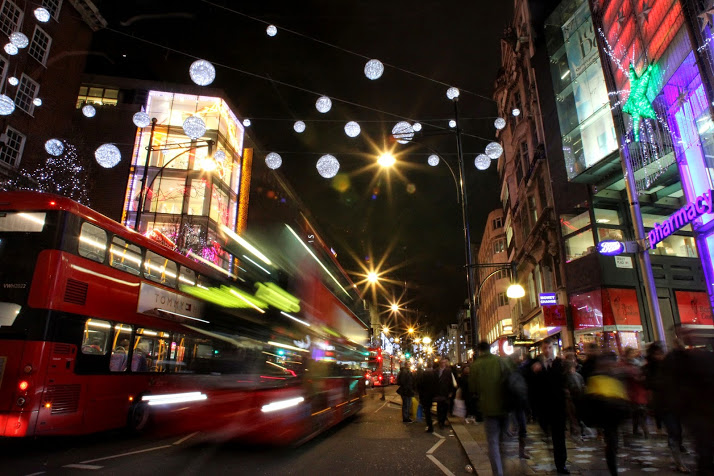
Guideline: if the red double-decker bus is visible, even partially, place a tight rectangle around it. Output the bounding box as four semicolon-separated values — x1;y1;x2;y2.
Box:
366;347;396;386
0;191;366;442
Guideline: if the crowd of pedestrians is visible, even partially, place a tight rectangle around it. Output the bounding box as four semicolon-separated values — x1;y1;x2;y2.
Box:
396;334;714;476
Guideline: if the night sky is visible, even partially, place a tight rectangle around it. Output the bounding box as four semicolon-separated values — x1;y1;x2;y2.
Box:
88;1;513;331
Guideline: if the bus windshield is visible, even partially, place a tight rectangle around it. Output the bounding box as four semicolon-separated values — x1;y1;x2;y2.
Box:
0;210;61;338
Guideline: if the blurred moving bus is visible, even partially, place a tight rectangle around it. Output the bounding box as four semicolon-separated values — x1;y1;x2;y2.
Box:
366;347;396;386
0;192;366;442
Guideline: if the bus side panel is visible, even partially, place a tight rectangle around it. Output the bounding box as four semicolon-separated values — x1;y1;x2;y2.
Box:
26;250;64;310
80;374;151;434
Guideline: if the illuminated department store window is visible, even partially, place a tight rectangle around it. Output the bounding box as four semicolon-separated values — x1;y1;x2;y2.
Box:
186;180;206;215
594;208;625;242
641;213;698;258
209;186;230;226
148;176;186;214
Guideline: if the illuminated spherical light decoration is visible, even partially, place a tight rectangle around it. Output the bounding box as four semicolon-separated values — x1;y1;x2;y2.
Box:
214;150;226;162
446;87;460;100
0;94;15;115
33;98;42;107
412;122;422;132
82;105;96;118
182;115;206;139
449;120;457;128
475;154;491;170
7;76;18;86
427;154;440;167
316;154;340;178
512;108;521;117
344;121;361;137
4;43;17;55
293;120;306;133
94;144;122;168
266;25;277;37
132;111;151;128
265;152;282;170
242;119;251;127
392;121;414;144
44;139;64;157
34;7;50;22
364;59;384;80
189;59;216;86
315;96;332;113
10;32;29;49
494;117;506;130
485;141;504;159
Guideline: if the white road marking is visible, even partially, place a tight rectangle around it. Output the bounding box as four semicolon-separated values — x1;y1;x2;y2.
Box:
80;445;172;463
427;438;446;454
432;431;445;439
173;431;199;446
374;401;389;413
427;454;455;476
62;464;103;470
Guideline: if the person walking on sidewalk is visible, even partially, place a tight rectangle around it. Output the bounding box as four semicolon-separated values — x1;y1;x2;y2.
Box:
397;361;415;423
418;364;439;433
469;341;509;476
435;357;455;429
530;337;570;474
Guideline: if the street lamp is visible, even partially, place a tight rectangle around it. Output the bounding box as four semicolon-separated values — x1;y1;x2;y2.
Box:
377;152;396;167
470;261;525;341
422;336;432;345
390;302;399;312
407;327;414;334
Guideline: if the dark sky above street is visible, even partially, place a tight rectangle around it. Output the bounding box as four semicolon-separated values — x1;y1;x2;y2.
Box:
88;1;513;331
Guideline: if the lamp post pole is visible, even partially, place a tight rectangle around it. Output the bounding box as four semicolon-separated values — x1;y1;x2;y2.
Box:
135;117;158;232
453;97;478;352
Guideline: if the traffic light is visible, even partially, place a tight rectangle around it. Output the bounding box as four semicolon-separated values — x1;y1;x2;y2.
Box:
405;352;411;359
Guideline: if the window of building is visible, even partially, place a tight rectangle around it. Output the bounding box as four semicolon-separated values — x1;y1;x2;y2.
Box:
594;208;622;225
28;26;51;65
81;318;111;355
76;86;119;108
0;126;25;167
109;324;133;372
492;238;506;254
109;236;142;275
529;195;539;223
42;0;62;19
564;229;595;262
560;210;591;236
514;90;523;121
0;55;8;86
78;222;107;263
0;0;22;38
493;216;503;230
649;234;698;258
15;74;39;115
144;250;177;287
537;175;548;209
497;292;508;307
520;141;529;171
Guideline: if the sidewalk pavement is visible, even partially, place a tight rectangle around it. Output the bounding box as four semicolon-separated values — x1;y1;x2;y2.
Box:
451;417;695;475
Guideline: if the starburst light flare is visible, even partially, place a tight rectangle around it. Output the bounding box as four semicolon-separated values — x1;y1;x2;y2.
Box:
364;59;384;80
265;152;282;170
344;121;361;137
183;116;206;139
95;144;122;168
316;96;332;113
316;154;339;178
189;60;216;86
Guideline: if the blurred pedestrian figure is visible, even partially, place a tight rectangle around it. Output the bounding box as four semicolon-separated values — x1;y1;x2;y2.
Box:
470;341;509;476
417;364;439;433
564;359;585;439
621;347;649;438
459;366;479;423
435;357;455;429
397;361;415;423
507;352;531;460
530;337;569;474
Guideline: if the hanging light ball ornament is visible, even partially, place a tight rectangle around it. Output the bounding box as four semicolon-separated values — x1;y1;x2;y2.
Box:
494;117;507;130
7;76;18;86
265;152;282;170
316;154;340;178
44;139;64;157
242;118;251;127
33;98;42;107
485;141;504;159
266;25;278;37
82;104;96;118
446;87;460;100
364;59;384;80
214;150;226;162
10;32;29;49
34;7;51;22
412;122;422;132
0;94;14;115
344;121;361;137
189;59;216;86
449;120;457;128
133;111;151;128
475;154;491;170
183;115;206;139
315;96;332;113
392;121;414;144
293;120;306;133
512;108;521;117
94;144;122;168
4;43;17;55
427;154;440;167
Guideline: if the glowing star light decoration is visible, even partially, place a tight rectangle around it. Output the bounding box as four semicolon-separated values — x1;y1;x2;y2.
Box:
94;144;122;168
189;59;216;86
475;154;490;170
7;76;18;86
10;32;28;49
82;105;96;118
133;111;151;128
494;117;506;130
485;142;503;159
446;87;460;100
242;119;251;127
34;7;50;22
364;59;384;80
0;94;15;115
622;64;657;142
344;121;360;137
44;139;64;157
265;152;282;170
512;108;521;117
183;116;206;139
266;25;277;37
392;121;414;144
449;120;457;128
413;122;422;132
315;96;332;113
427;154;440;166
33;98;42;107
293;120;306;133
316;154;339;178
4;43;17;55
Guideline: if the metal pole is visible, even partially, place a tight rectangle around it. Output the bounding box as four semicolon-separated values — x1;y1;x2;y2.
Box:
453;98;478;351
620;146;667;349
135;117;158;231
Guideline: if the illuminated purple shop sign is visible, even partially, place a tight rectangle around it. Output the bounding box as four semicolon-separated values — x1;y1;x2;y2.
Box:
648;189;713;248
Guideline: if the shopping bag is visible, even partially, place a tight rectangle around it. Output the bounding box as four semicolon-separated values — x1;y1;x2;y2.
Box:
410;397;419;420
416;404;423;422
453;398;467;418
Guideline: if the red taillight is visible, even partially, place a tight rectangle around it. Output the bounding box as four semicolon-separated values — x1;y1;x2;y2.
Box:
49;201;56;206
379;375;383;380
18;381;29;391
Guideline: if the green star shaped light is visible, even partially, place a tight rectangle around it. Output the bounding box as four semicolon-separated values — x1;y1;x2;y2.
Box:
622;64;656;142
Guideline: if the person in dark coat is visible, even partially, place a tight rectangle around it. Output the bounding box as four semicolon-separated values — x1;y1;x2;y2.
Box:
435;357;455;429
397;361;415;422
417;364;439;432
530;337;569;474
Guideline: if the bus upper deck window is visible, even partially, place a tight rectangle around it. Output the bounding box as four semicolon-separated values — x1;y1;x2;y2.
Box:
78;222;107;263
144;250;177;287
109;236;142;276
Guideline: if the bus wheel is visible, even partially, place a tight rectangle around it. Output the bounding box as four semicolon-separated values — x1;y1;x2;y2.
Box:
128;402;150;432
